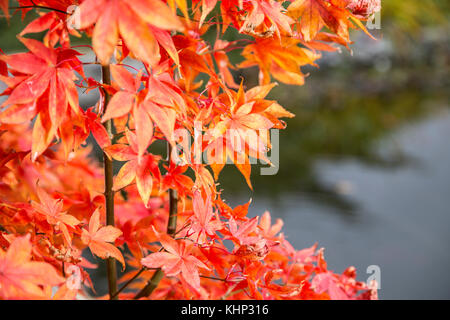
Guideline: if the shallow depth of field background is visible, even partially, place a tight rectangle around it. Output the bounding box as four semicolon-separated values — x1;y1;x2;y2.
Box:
1;1;449;299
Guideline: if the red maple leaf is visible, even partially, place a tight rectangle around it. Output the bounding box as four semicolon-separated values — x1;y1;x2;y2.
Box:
141;230;210;290
186;190;222;244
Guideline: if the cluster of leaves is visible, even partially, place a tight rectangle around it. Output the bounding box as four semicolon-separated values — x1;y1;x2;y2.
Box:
0;0;380;300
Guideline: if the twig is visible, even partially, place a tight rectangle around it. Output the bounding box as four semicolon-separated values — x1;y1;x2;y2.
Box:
199;275;227;282
111;268;145;299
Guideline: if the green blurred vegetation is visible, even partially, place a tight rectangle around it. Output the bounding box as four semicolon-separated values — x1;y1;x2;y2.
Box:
381;0;449;33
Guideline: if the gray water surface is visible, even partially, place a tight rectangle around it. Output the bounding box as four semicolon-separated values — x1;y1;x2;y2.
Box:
238;109;450;299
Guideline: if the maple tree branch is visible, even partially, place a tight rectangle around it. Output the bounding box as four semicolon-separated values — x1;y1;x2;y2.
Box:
199;275;226;281
134;143;178;299
102;65;118;300
133;269;165;299
111;268;145;299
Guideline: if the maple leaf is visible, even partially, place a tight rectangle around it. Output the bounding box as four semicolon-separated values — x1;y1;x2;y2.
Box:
77;0;183;65
239;36;321;85
162;162;194;197
85;108;111;149
227;215;278;261
0;235;64;299
20;11;80;48
51;283;78;300
311;272;351;299
227;216;259;245
234;238;270;261
104;129;161;206
172;34;216;91
0;37;83;160
101;64;180;156
100;64;142;118
187;190;222;244
81;209;125;269
346;0;381;18
262;269;304;299
258;211;283;239
141;231;210;290
239;0;294;38
145;62;187;115
288;0;373;43
204;82;293;188
191;163;216;196
31;186;80;245
213;40;239;89
216;195;252;220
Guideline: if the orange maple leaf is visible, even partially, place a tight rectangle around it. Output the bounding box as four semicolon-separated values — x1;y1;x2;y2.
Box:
204;82;293;188
239;0;294;38
31;186;81;245
101;64;180;157
104;129;161;207
81;209;125;269
0;235;64;299
288;0;374;42
162;162;194;197
0;37;83;160
239;36;321;85
77;0;183;65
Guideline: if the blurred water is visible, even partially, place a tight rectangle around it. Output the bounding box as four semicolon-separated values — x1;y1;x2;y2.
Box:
232;108;450;299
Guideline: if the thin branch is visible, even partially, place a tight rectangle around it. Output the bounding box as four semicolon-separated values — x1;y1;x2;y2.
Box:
133;269;165;299
102;65;118;300
10;5;68;15
199;275;227;282
111;268;145;299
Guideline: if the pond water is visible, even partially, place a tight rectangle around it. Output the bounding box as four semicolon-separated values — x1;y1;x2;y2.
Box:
228;108;450;299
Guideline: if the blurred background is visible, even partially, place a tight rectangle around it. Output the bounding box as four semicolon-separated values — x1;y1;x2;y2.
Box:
1;1;449;299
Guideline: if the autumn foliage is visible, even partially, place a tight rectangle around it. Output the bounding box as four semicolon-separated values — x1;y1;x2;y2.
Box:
0;0;380;300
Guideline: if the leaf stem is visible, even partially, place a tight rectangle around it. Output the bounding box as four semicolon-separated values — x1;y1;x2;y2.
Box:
102;65;118;300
